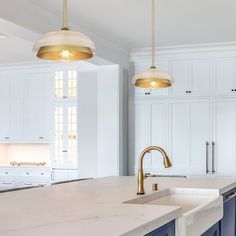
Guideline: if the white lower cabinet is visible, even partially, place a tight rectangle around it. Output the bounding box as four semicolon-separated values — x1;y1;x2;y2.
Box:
0;167;52;189
51;169;79;183
213;99;236;176
169;99;210;175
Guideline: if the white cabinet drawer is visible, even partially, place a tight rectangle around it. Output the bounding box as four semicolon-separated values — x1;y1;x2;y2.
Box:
0;171;15;177
0;179;15;188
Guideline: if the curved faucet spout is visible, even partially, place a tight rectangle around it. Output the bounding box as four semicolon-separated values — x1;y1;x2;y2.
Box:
137;146;172;195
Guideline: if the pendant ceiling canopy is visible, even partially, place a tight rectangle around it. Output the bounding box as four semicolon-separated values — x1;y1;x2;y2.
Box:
33;0;95;62
132;0;173;89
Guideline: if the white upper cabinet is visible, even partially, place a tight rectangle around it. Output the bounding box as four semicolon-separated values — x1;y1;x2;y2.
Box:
191;59;211;96
213;99;236;175
169;59;211;97
169;60;190;96
133;63;169;97
169;99;210;175
213;57;236;96
53;69;77;101
24;73;51;142
0;68;51;143
0;77;10;141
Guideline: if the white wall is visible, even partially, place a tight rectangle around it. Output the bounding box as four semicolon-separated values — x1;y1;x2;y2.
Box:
77;70;98;178
0;144;50;166
97;65;120;177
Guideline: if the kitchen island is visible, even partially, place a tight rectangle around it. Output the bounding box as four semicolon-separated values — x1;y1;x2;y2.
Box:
0;176;236;236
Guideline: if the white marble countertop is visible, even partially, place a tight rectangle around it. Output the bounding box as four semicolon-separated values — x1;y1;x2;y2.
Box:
1;176;236;236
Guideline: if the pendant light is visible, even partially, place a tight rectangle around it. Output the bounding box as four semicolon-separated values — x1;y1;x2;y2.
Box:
33;0;95;62
132;0;173;88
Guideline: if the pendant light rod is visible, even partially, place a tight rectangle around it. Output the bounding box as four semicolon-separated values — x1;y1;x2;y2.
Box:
151;0;155;68
62;0;69;30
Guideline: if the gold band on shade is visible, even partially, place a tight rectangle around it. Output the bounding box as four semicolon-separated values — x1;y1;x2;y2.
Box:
132;67;173;89
37;45;93;62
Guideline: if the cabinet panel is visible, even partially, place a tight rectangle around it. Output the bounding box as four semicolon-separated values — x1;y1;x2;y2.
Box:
169;60;190;96
0;101;10;140
221;193;236;236
213;100;236;175
169;100;210;175
201;222;220;236
191;59;211;96
150;102;169;173
10;100;24;141
145;220;175;236
26;73;51;99
214;57;235;95
133;103;149;170
169;101;190;173
190;101;210;174
24;99;50;142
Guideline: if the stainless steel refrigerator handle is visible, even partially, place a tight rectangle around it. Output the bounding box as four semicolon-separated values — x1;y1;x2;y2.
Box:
212;142;216;174
206;141;210;174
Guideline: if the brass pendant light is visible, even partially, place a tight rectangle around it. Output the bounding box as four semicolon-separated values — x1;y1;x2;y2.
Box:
33;0;95;62
132;0;173;88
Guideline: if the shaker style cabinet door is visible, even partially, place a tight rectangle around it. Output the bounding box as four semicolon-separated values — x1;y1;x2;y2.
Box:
190;59;211;96
201;222;220;236
213;99;236;175
221;191;236;236
149;101;169;174
169;99;210;175
213;57;236;96
169;59;190;96
132;102;149;172
145;221;175;236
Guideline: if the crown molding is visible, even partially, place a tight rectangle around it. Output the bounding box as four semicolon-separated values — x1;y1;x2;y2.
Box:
130;42;236;62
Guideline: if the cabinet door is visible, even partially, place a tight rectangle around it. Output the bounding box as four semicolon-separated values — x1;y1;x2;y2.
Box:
221;193;236;236
191;59;211;96
0;77;10;140
53;69;77;100
24;73;51;142
169;99;210;175
24;99;50;142
133;103;150;171
213;99;236;175
9;76;25;141
10;100;24;141
201;222;220;236
149;101;169;174
214;57;236;96
145;221;175;236
52;104;77;169
169;60;190;96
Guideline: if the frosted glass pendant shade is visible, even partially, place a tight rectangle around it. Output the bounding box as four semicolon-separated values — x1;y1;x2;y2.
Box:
132;67;173;89
33;30;95;62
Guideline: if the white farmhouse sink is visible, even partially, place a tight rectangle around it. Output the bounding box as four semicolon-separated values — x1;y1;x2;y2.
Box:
124;188;223;236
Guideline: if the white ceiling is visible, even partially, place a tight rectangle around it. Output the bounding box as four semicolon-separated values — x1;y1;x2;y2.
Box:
0;36;35;63
27;0;236;51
